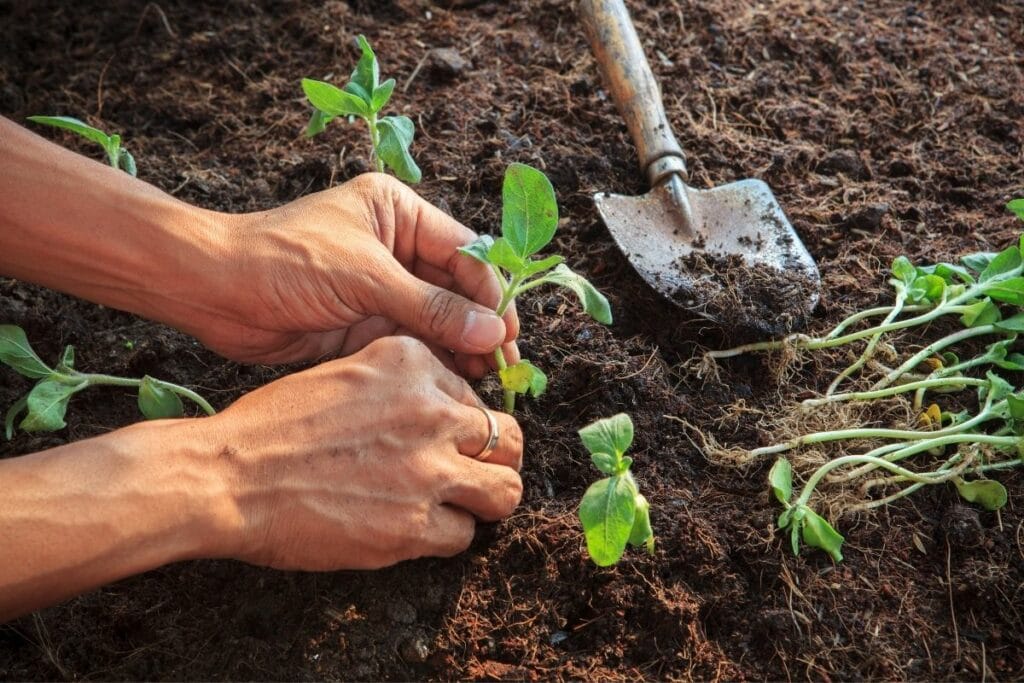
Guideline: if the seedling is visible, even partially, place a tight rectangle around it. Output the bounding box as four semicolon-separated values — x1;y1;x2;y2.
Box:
459;163;612;411
577;413;654;566
703;200;1024;561
27;116;137;176
0;325;214;439
302;35;420;183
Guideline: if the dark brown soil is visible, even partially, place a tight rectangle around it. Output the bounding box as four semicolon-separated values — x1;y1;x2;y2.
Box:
2;0;1024;680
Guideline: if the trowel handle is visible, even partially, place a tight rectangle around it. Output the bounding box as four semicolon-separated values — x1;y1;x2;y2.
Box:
579;0;687;187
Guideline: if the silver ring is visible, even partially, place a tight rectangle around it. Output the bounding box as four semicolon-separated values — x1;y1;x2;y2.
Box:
474;406;500;462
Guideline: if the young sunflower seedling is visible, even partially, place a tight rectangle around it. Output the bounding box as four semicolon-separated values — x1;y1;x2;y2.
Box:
704;200;1024;561
459;162;612;412
27;116;137;176
302;35;420;183
577;413;654;566
1;325;214;439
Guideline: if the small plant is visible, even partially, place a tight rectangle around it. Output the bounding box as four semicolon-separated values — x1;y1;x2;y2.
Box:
703;200;1024;561
1;325;214;439
302;35;420;183
459;163;612;412
27;116;137;176
577;413;654;566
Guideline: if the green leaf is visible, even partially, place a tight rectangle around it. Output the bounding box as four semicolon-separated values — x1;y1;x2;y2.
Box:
343;81;372;106
996;352;1024;371
908;274;945;303
371;78;396;112
920;262;975;284
138;376;185;420
351;35;380;95
590;451;617;475
119;149;137;177
777;507;793;529
891;256;916;286
962;251;997;274
960;299;1001;328
627;493;654;551
20;379;84;433
458;235;495;264
981;371;1015;403
305;109;335;138
501;163;558;258
537;264;613;325
301;78;369;118
800;508;844;562
579;413;634;459
487;237;527;273
376;115;421;184
27;115;111;148
979;245;1022;282
1007;199;1024;221
985;276;1024;306
498;360;547;398
579;475;637;566
5;395;28;440
521;255;565;279
0;325;53;379
769;458;793;504
995;313;1024;333
790;523;801;556
954;478;1008;511
1006;393;1024;420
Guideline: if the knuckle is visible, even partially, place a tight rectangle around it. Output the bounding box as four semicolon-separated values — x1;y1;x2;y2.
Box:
367;334;428;360
420;288;460;336
499;475;524;516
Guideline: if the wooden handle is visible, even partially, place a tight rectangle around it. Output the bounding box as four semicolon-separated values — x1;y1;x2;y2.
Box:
579;0;687;186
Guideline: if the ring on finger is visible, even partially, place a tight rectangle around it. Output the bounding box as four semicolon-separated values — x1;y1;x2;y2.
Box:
473;406;500;462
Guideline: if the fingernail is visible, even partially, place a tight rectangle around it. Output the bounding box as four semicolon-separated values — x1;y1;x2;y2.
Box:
462;310;505;350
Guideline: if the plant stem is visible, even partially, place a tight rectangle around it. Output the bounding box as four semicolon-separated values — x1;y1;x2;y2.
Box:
367;113;383;173
870;325;997;390
825;286;907;396
493;276;522;413
79;373;216;416
803;376;989;406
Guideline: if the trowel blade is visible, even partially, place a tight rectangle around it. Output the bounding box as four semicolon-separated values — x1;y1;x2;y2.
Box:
594;177;821;336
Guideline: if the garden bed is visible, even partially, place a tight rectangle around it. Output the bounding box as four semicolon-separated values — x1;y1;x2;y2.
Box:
1;0;1022;679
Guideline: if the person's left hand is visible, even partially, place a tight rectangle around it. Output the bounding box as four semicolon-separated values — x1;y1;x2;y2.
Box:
188;173;519;377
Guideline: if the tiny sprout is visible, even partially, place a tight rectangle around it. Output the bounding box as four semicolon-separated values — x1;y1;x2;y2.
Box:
459;162;611;412
28;116;137;176
302;35;420;183
577;413;654;566
0;325;213;439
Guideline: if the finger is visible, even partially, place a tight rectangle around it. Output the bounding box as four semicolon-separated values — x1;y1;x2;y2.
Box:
413;243;520;344
454;404;524;471
337;316;399;356
372;265;508;355
387;183;520;342
454;352;490;379
440;458;524;522
425;504;476;558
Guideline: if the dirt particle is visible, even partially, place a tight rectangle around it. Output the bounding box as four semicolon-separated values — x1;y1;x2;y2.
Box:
844;203;890;231
818;149;869;180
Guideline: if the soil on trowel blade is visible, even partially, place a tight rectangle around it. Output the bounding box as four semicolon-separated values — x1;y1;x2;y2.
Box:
672;252;817;336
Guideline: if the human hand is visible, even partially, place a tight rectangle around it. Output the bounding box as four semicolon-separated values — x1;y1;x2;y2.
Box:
195;173;518;376
205;335;523;570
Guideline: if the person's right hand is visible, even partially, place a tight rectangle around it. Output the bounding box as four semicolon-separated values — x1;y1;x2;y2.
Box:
205;335;523;570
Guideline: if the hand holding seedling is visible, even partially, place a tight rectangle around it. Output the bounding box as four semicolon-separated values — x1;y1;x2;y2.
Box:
0;336;524;620
2;118;517;373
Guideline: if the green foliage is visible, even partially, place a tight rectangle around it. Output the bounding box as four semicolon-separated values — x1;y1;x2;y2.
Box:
301;35;420;183
459;164;612;411
0;325;214;439
577;414;654;566
709;222;1024;562
27;116;137;176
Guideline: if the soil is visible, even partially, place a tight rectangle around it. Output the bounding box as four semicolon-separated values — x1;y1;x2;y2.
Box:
2;0;1024;680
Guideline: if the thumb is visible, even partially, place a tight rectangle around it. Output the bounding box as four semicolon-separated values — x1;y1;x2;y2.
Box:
374;268;507;354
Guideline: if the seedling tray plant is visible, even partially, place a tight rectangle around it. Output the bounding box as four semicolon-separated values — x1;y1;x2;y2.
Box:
703;201;1024;561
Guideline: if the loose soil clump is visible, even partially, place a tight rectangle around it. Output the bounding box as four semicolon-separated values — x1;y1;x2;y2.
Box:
2;0;1023;680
